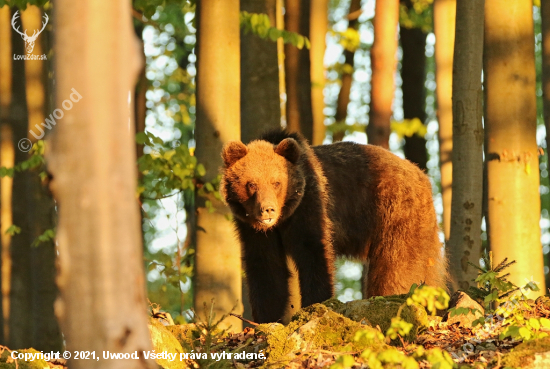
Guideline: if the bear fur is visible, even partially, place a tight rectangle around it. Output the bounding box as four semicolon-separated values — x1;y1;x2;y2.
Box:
220;130;447;324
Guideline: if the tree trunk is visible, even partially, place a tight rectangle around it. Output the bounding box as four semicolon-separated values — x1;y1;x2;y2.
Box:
20;6;61;351
285;0;313;142
484;0;546;294
367;0;399;149
8;9;34;350
48;1;154;367
194;0;243;332
332;0;361;143
241;0;281;144
543;0;550;154
434;0;456;241
310;0;328;145
447;0;484;292
400;12;427;170
0;5;10;344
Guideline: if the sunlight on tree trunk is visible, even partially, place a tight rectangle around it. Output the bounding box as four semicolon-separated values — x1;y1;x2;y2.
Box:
542;0;550;153
484;0;546;294
434;0;456;242
276;0;287;127
0;4;11;344
367;0;399;148
447;0;484;292
333;0;361;143
194;0;243;332
310;0;328;145
285;0;313;142
48;1;155;367
241;0;281;143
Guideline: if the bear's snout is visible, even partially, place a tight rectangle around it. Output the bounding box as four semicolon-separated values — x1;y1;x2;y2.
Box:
261;206;277;225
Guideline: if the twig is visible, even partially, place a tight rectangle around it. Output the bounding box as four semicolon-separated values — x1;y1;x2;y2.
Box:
230;313;259;326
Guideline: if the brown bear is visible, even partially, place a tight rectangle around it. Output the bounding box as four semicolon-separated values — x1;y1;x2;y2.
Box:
220;130;447;324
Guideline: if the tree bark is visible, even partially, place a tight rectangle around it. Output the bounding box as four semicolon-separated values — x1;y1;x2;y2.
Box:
434;0;456;242
285;0;313;142
240;0;281;144
484;0;546;294
310;0;328;145
447;0;484;292
367;0;399;149
194;0;243;332
543;0;550;154
0;5;10;344
48;1;154;367
400;11;427;170
332;0;361;143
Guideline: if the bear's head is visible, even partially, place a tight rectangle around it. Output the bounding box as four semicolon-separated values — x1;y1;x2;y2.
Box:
220;138;306;231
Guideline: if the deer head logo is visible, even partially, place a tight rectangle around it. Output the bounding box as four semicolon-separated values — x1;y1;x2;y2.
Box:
11;11;48;54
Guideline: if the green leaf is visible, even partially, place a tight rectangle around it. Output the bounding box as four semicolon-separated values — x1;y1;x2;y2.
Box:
136;132;148;145
5;225;21;236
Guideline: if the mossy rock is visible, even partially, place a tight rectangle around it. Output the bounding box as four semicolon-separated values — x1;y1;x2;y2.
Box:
165;323;196;349
501;336;550;368
257;304;386;367
322;297;345;311
0;348;49;369
148;318;188;369
334;297;428;342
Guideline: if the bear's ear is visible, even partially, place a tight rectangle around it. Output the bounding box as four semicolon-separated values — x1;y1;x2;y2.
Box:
222;141;248;168
275;138;301;164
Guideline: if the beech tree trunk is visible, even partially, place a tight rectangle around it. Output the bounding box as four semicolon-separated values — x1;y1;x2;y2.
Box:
543;0;550;154
0;4;11;344
484;0;546;294
400;8;427;171
310;0;328;145
194;0;243;332
48;1;154;367
447;0;484;292
332;0;361;143
367;0;399;148
434;0;456;241
285;0;313;142
241;0;281;143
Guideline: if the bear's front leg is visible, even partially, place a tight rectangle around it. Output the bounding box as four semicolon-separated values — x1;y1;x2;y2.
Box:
237;223;292;323
284;228;334;307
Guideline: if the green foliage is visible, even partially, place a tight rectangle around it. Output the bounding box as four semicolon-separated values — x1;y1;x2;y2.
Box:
399;0;433;33
391;118;428;140
31;228;55;247
406;284;449;316
240;11;311;49
329;28;361;53
5;225;21;236
0;140;46;179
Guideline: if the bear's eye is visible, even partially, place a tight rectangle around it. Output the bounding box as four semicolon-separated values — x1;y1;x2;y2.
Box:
247;183;257;192
273;182;281;188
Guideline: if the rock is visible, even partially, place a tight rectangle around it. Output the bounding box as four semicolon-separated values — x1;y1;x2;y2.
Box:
0;348;49;368
333;297;428;342
501;336;550;368
442;291;484;328
148;318;188;369
256;304;387;366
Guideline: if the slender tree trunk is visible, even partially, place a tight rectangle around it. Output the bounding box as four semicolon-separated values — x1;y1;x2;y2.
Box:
447;0;484;292
310;0;328;145
367;0;399;148
48;1;154;367
241;0;281;143
0;5;10;344
400;6;427;170
8;10;34;349
194;0;242;332
21;7;61;351
543;0;550;154
285;0;313;142
434;0;456;241
484;0;546;294
332;0;361;143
